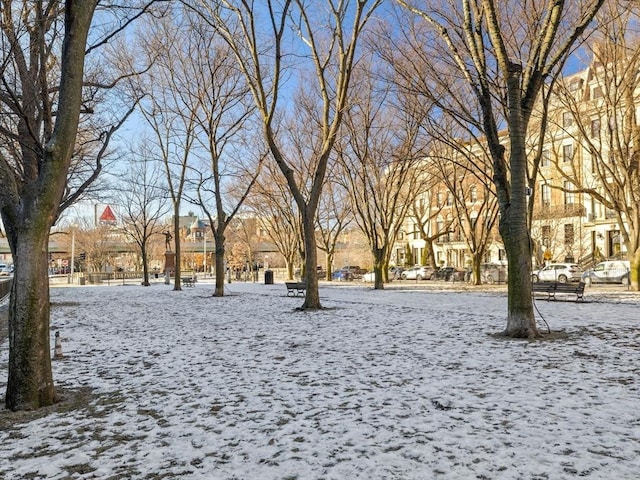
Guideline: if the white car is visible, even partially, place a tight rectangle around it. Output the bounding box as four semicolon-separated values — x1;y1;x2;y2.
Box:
401;266;435;280
0;264;11;276
363;271;376;282
581;260;630;286
532;263;583;283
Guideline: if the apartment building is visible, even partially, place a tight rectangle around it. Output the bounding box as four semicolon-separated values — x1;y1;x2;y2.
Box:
398;47;637;270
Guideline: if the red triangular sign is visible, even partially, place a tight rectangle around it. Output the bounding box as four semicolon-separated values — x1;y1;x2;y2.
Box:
99;205;117;223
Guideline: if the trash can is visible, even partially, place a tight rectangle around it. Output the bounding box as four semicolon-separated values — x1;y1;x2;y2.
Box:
264;270;274;284
79;276;85;285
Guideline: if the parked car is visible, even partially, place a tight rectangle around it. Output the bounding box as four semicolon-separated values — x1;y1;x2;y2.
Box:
332;269;351;281
388;266;405;280
363;271;376;282
581;260;630;286
434;266;466;281
480;263;508;284
0;264;11;276
333;265;367;281
401;266;435;281
532;263;583;283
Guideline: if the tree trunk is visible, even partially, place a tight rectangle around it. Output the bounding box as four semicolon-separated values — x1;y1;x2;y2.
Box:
502;228;537;338
214;232;225;297
173;209;181;290
472;254;482;286
631;250;640;291
301;214;321;309
286;261;294;281
141;243;150;286
325;252;334;281
496;66;538;339
6;233;56;410
373;248;385;290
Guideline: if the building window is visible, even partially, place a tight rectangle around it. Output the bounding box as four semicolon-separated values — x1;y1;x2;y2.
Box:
563;181;575;205
470;213;478;230
587;150;596;173
470;185;477;202
541;149;550;167
436;191;443;207
590;119;600;138
542;225;551;246
564;224;574;246
562;112;573;128
446;192;454;206
541;184;551;207
413;223;420;240
563;144;573;163
592;86;603;99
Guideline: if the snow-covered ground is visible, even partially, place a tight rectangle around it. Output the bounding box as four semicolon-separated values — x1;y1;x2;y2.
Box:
1;280;639;479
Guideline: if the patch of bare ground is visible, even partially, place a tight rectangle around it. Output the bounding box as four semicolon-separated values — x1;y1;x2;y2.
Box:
0;386;96;430
488;329;571;342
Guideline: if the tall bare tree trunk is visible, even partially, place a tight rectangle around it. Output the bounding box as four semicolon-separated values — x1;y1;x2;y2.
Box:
301;211;320;308
214;232;225;297
6;232;55;409
499;65;537;338
141;243;150;286
173;210;182;290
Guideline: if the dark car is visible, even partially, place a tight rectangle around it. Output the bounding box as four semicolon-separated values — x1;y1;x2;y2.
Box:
434;266;465;281
332;265;366;281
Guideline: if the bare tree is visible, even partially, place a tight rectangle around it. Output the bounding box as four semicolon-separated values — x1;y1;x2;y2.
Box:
138;11;201;291
551;5;640;289
187;0;382;309
115;146;170;286
249;161;303;281
409;191;450;269
171;10;265;296
0;1;97;410
336;66;431;289
427;136;500;285
316;177;353;281
395;0;605;338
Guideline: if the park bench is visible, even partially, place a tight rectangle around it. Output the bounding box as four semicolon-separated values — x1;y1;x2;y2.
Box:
285;281;306;297
182;276;197;287
532;281;585;301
